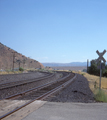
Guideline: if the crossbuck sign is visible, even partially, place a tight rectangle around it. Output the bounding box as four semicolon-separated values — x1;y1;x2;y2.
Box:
96;50;106;63
96;50;106;89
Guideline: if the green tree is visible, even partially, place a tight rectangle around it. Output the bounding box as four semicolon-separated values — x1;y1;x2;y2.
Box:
88;59;99;76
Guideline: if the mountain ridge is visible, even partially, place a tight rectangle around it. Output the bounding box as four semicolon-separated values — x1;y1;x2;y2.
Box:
42;62;88;67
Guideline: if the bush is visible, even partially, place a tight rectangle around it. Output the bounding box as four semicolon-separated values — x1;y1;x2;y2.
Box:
81;73;85;76
102;69;107;77
94;89;107;102
19;67;24;71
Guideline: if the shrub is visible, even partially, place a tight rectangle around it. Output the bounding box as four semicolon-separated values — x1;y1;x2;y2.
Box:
94;89;107;102
81;73;85;76
102;69;107;77
94;81;98;89
19;67;24;71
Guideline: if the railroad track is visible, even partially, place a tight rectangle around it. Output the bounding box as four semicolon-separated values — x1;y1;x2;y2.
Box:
0;72;76;120
0;72;54;90
0;71;48;85
3;72;69;100
0;72;61;100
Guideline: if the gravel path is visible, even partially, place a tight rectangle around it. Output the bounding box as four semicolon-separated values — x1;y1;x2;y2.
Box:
47;74;95;103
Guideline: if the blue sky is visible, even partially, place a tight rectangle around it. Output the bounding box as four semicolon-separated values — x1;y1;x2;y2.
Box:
0;0;107;63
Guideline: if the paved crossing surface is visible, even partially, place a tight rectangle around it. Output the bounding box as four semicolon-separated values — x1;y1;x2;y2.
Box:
22;102;107;120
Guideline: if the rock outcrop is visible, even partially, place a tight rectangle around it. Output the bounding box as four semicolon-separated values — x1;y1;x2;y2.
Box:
0;42;44;70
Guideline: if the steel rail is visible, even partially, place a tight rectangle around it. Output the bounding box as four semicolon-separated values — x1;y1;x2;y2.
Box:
0;71;76;119
0;71;51;85
0;72;54;89
2;72;69;100
0;72;76;120
0;71;50;85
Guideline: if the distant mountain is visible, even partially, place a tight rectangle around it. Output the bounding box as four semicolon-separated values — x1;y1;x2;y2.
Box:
42;62;88;67
0;42;44;70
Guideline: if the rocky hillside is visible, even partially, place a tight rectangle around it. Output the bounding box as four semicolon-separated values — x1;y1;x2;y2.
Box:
0;42;44;70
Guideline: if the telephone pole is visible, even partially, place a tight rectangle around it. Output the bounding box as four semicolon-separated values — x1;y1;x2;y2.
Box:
12;52;16;71
87;59;89;73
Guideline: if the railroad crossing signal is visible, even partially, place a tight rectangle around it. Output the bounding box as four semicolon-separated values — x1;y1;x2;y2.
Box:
96;50;106;63
96;50;106;89
97;63;105;70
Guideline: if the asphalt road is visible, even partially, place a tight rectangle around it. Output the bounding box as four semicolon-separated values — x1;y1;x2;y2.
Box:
22;101;107;120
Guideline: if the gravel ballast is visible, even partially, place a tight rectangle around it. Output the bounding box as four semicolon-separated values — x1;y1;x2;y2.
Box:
0;72;61;99
47;74;95;103
0;72;46;84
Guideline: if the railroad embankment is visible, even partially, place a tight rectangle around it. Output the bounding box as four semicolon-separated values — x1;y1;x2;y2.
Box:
46;73;95;103
47;72;107;103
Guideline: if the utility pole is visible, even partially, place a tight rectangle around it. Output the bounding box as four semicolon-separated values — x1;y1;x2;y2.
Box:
12;52;16;71
16;59;21;70
87;59;89;73
22;59;26;69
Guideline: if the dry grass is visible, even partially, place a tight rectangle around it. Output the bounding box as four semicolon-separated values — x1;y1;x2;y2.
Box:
84;73;107;90
74;71;107;94
73;71;107;102
0;71;23;75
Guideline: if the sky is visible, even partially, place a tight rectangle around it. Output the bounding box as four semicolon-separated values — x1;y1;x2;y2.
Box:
0;0;107;63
